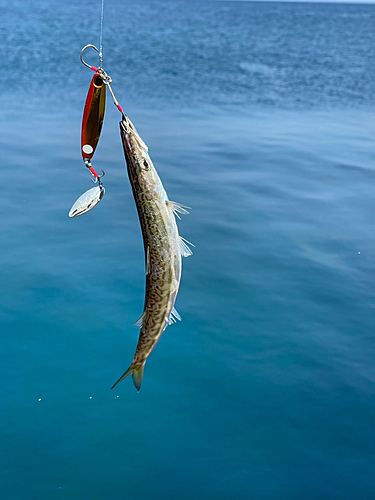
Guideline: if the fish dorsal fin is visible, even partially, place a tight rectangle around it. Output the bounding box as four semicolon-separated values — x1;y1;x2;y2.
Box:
168;306;182;325
166;201;190;220
134;311;146;328
180;236;194;257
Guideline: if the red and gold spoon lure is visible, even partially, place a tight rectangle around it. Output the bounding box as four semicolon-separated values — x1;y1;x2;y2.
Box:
69;44;123;218
81;46;107;175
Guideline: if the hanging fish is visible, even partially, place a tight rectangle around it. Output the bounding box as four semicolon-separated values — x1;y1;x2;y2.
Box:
111;114;193;392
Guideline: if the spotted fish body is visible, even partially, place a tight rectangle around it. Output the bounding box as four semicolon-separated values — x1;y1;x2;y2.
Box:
111;114;192;391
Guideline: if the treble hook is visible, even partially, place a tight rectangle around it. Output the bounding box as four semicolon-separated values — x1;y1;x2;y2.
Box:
81;44;102;70
91;169;106;186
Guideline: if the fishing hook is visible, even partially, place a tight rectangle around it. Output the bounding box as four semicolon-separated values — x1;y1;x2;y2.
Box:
91;169;106;186
81;44;112;84
80;44;102;70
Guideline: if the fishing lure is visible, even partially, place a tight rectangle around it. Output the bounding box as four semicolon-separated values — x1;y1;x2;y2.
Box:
69;45;123;217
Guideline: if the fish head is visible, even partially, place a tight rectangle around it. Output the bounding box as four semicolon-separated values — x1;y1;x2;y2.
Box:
120;114;148;155
120;115;159;186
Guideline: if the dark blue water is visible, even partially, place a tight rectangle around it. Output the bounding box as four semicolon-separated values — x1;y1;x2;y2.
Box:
1;1;375;499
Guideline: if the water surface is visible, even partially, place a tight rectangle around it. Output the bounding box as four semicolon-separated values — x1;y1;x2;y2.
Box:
1;1;375;499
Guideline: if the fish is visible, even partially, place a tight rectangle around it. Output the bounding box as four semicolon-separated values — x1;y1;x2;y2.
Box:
111;114;193;391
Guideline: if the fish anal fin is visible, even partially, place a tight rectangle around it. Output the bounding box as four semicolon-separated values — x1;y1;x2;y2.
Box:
168;306;182;325
180;236;194;257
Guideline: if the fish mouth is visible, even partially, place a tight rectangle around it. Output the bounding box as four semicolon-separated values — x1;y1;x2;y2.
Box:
120;114;148;153
120;113;130;131
119;116;134;155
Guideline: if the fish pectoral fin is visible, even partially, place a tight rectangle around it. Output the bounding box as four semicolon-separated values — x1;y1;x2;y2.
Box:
166;201;191;220
111;361;146;392
168;306;182;325
180;236;194;257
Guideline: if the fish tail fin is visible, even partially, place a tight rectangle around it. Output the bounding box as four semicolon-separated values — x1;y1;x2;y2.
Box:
111;361;146;392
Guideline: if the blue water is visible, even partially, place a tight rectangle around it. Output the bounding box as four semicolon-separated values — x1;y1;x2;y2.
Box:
1;1;375;498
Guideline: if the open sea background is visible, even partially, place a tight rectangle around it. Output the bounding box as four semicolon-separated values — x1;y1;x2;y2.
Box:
1;0;375;498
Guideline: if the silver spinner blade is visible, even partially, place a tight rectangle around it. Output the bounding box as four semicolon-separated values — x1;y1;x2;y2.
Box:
68;186;105;217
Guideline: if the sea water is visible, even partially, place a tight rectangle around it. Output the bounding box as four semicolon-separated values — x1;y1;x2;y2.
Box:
1;1;375;499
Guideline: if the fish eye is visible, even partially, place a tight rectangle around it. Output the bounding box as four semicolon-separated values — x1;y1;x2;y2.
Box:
143;160;149;170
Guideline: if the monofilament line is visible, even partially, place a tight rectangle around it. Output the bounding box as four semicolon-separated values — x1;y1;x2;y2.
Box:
99;0;105;68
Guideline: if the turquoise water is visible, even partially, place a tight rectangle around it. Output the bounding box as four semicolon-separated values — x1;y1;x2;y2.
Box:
1;1;375;499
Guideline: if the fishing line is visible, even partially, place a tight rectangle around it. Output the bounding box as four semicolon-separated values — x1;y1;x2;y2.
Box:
99;0;105;68
98;0;123;112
